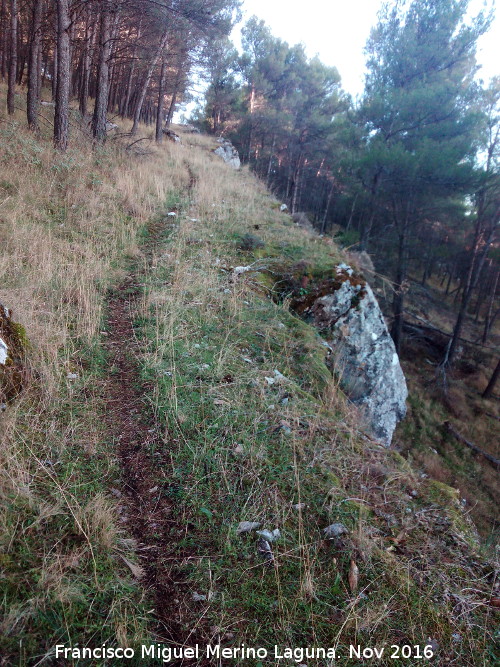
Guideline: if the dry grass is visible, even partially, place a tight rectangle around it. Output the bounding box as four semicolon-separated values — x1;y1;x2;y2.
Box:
129;127;498;663
1;89;498;664
0;84;188;661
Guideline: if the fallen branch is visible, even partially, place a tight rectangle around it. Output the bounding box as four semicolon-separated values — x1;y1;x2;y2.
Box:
403;312;498;351
444;421;500;468
125;137;151;151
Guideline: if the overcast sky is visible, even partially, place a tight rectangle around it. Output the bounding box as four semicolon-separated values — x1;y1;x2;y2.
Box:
234;0;499;98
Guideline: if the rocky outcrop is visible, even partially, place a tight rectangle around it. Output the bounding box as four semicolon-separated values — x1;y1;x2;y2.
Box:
214;138;240;169
0;303;27;404
297;265;407;445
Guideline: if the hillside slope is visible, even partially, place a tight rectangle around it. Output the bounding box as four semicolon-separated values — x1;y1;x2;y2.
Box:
0;101;498;665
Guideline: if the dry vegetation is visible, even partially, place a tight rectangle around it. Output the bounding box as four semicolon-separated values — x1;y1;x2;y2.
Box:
1;86;498;665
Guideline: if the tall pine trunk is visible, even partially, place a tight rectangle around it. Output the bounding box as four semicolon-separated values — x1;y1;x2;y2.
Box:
92;4;113;141
27;0;43;131
7;0;17;114
155;58;166;143
54;0;71;151
131;29;168;136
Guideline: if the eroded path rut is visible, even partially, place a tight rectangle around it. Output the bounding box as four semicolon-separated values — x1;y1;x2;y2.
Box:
103;211;192;650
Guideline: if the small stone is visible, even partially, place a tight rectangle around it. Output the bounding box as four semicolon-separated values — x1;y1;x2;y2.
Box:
167;211;177;217
293;503;306;511
192;592;207;601
323;523;349;539
256;528;281;542
236;521;261;534
66;372;78;380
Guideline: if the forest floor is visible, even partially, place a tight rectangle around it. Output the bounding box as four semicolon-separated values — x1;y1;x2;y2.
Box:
374;275;500;542
1;90;498;665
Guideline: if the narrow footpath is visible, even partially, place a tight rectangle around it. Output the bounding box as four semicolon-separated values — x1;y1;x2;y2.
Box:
103;193;196;652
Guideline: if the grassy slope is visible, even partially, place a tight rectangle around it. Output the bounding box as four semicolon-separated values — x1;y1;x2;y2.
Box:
0;91;498;665
0;88;186;663
131;132;498;664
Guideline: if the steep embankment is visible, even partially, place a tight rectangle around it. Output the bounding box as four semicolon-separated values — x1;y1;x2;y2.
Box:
0;103;498;665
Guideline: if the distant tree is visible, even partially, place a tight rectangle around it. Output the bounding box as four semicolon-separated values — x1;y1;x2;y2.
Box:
359;0;490;352
443;76;500;366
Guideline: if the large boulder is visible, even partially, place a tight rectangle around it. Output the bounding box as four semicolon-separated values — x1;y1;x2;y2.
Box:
214;139;240;169
304;265;408;445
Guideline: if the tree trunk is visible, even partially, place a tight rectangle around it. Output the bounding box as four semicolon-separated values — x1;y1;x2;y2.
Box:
482;269;499;344
482;358;500;399
7;0;17;114
291;153;303;214
442;210;497;367
54;0;71;151
1;0;7;80
79;14;94;117
391;226;408;355
131;29;168;136
92;4;113;142
321;179;335;234
155;57;166;143
27;0;43;131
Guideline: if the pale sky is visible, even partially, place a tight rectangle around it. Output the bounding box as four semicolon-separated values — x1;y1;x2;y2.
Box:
234;0;499;98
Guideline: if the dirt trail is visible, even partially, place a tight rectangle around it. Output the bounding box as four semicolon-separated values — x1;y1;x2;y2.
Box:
103;207;192;647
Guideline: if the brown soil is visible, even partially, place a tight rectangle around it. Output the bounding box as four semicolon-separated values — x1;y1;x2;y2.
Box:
103;206;201;654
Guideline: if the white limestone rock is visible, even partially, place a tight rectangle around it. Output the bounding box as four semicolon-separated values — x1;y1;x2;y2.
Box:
214;140;240;169
311;267;408;446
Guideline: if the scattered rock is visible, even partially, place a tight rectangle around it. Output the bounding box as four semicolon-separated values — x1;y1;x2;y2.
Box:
1;303;27;403
182;123;201;134
293;503;306;511
214;139;240;169
233;265;253;275
257;537;274;565
192;592;207;602
67;372;78;380
323;523;349;539
279;204;288;212
236;521;261;534
256;528;281;542
0;337;7;365
163;128;181;143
